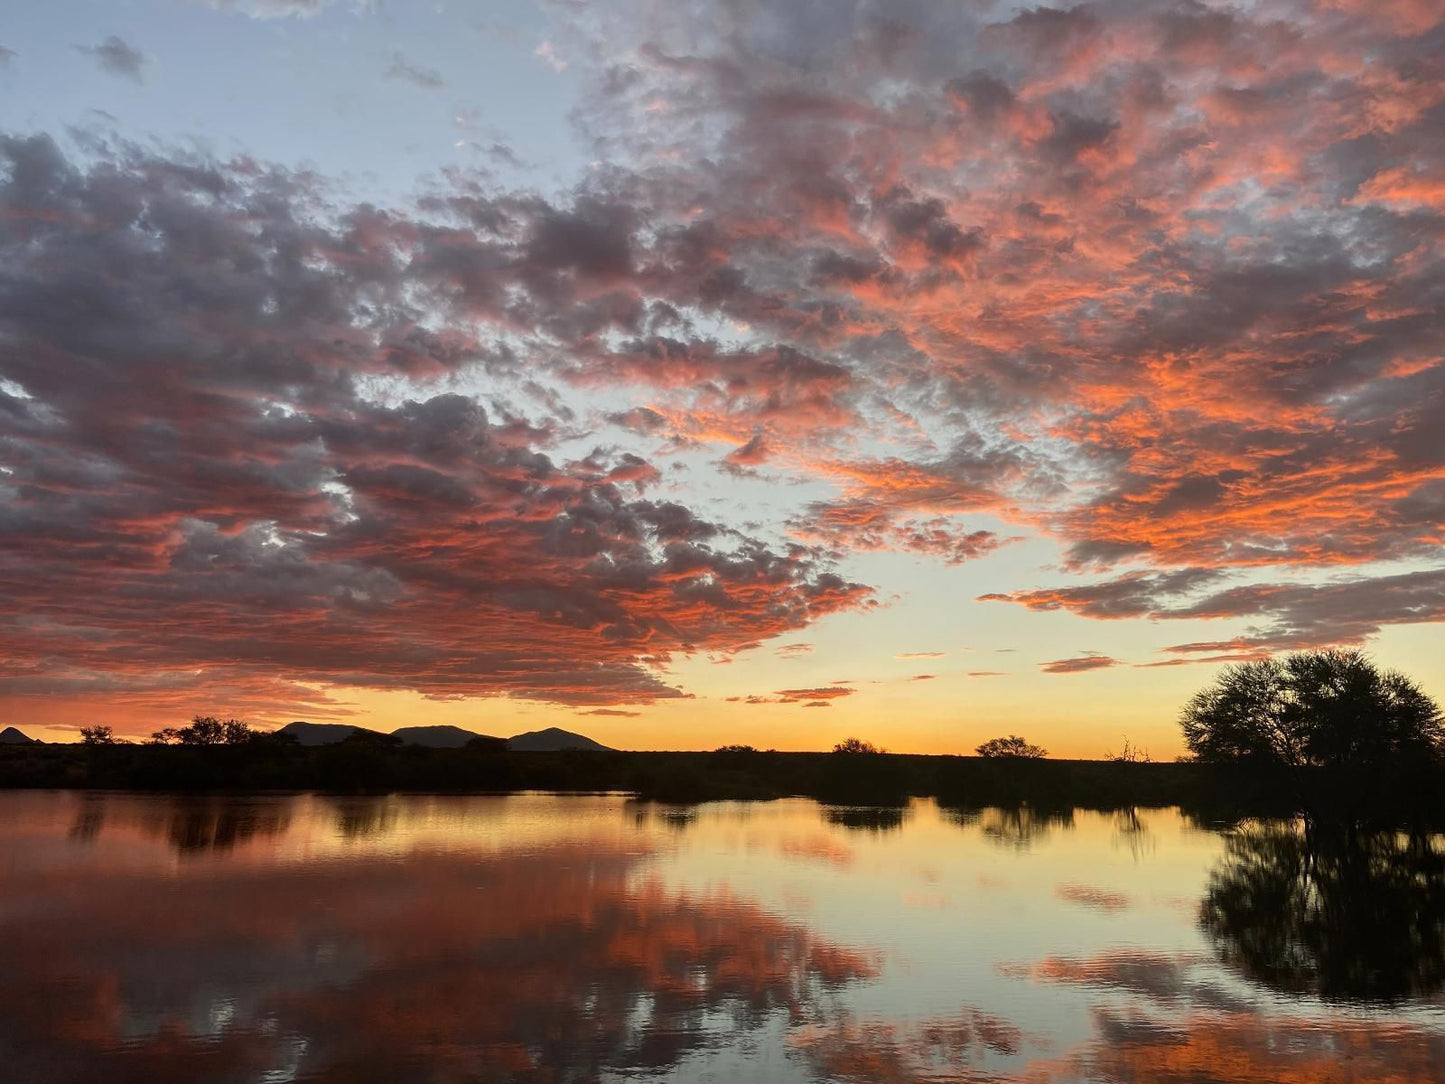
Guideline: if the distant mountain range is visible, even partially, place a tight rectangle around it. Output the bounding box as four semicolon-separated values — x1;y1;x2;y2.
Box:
0;722;613;750
276;721;612;751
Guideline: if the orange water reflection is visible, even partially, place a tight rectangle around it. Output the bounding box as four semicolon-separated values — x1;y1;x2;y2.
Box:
0;793;1441;1082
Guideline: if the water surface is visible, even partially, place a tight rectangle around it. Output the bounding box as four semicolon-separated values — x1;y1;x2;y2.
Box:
1;792;1441;1082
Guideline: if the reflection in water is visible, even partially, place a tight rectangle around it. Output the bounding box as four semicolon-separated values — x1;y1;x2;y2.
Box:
1021;949;1445;1083
791;1008;1022;1082
0;835;871;1081
1111;807;1155;860
630;802;699;832
3;794;1445;1083
329;796;401;840
68;795;292;854
1201;822;1445;1003
822;805;910;832
946;804;1075;850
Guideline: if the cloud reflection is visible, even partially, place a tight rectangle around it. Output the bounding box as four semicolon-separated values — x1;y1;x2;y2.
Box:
0;811;875;1083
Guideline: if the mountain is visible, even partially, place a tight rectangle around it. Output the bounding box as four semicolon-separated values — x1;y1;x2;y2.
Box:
274;721;611;751
0;726;37;745
505;727;613;752
391;725;501;749
276;721;378;746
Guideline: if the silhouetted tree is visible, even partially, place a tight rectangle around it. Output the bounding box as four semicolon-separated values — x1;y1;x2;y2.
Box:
1105;737;1150;763
79;725;119;745
974;735;1047;759
832;737;884;755
149;715;257;746
1181;650;1442;769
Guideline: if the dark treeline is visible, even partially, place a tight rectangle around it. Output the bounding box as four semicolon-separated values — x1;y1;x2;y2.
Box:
3;736;1444;827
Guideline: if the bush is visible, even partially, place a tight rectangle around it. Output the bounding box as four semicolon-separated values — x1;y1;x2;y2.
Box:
975;735;1047;759
832;737;884;755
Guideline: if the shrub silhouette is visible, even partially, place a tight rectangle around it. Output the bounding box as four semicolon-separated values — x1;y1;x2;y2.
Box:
1181;649;1442;769
1105;737;1150;764
79;725;119;745
832;737;884;755
975;735;1047;759
149;715;258;746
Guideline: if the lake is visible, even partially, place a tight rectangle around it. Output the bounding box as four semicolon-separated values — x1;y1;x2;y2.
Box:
1;792;1441;1082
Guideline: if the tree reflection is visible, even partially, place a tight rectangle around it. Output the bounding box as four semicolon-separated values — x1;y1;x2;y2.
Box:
67;795;292;854
823;805;909;832
151;798;291;854
945;805;1075;850
1200;821;1445;1003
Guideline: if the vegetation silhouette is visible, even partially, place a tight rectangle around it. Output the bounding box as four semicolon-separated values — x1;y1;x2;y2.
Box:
823;805;910;832
975;735;1047;759
1105;737;1151;764
150;715;263;746
1182;649;1442;770
1200;821;1445;1003
816;737;908;805
6;661;1445;824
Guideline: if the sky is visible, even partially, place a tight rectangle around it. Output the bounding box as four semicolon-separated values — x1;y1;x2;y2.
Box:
0;0;1441;755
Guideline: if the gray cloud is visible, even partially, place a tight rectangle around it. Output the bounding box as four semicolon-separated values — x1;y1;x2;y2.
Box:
75;35;146;82
384;52;445;89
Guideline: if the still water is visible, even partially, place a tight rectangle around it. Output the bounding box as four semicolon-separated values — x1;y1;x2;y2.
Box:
1;792;1442;1082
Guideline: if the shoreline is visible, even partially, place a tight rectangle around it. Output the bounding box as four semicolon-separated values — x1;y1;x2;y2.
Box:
3;744;1440;826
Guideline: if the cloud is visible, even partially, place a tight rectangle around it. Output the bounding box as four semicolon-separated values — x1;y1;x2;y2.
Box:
75;35;146;81
979;569;1226;619
579;708;640;717
1040;654;1119;674
988;566;1445;654
0;46;16;67
1162;567;1445;652
534;40;567;71
0;133;871;728
776;685;855;701
204;0;340;16
11;0;1445;723
895;651;945;659
385;52;444;89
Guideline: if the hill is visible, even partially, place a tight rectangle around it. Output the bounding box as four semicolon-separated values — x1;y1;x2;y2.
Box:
391;725;501;749
274;721;608;751
0;727;37;745
275;721;378;746
506;727;613;752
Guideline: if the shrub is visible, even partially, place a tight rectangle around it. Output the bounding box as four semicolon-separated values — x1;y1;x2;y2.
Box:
975;735;1047;759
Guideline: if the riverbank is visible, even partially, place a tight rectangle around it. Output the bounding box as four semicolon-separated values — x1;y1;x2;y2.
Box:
3;741;1440;824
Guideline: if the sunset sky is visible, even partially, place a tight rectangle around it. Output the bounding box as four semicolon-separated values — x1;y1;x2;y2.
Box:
1;0;1441;755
